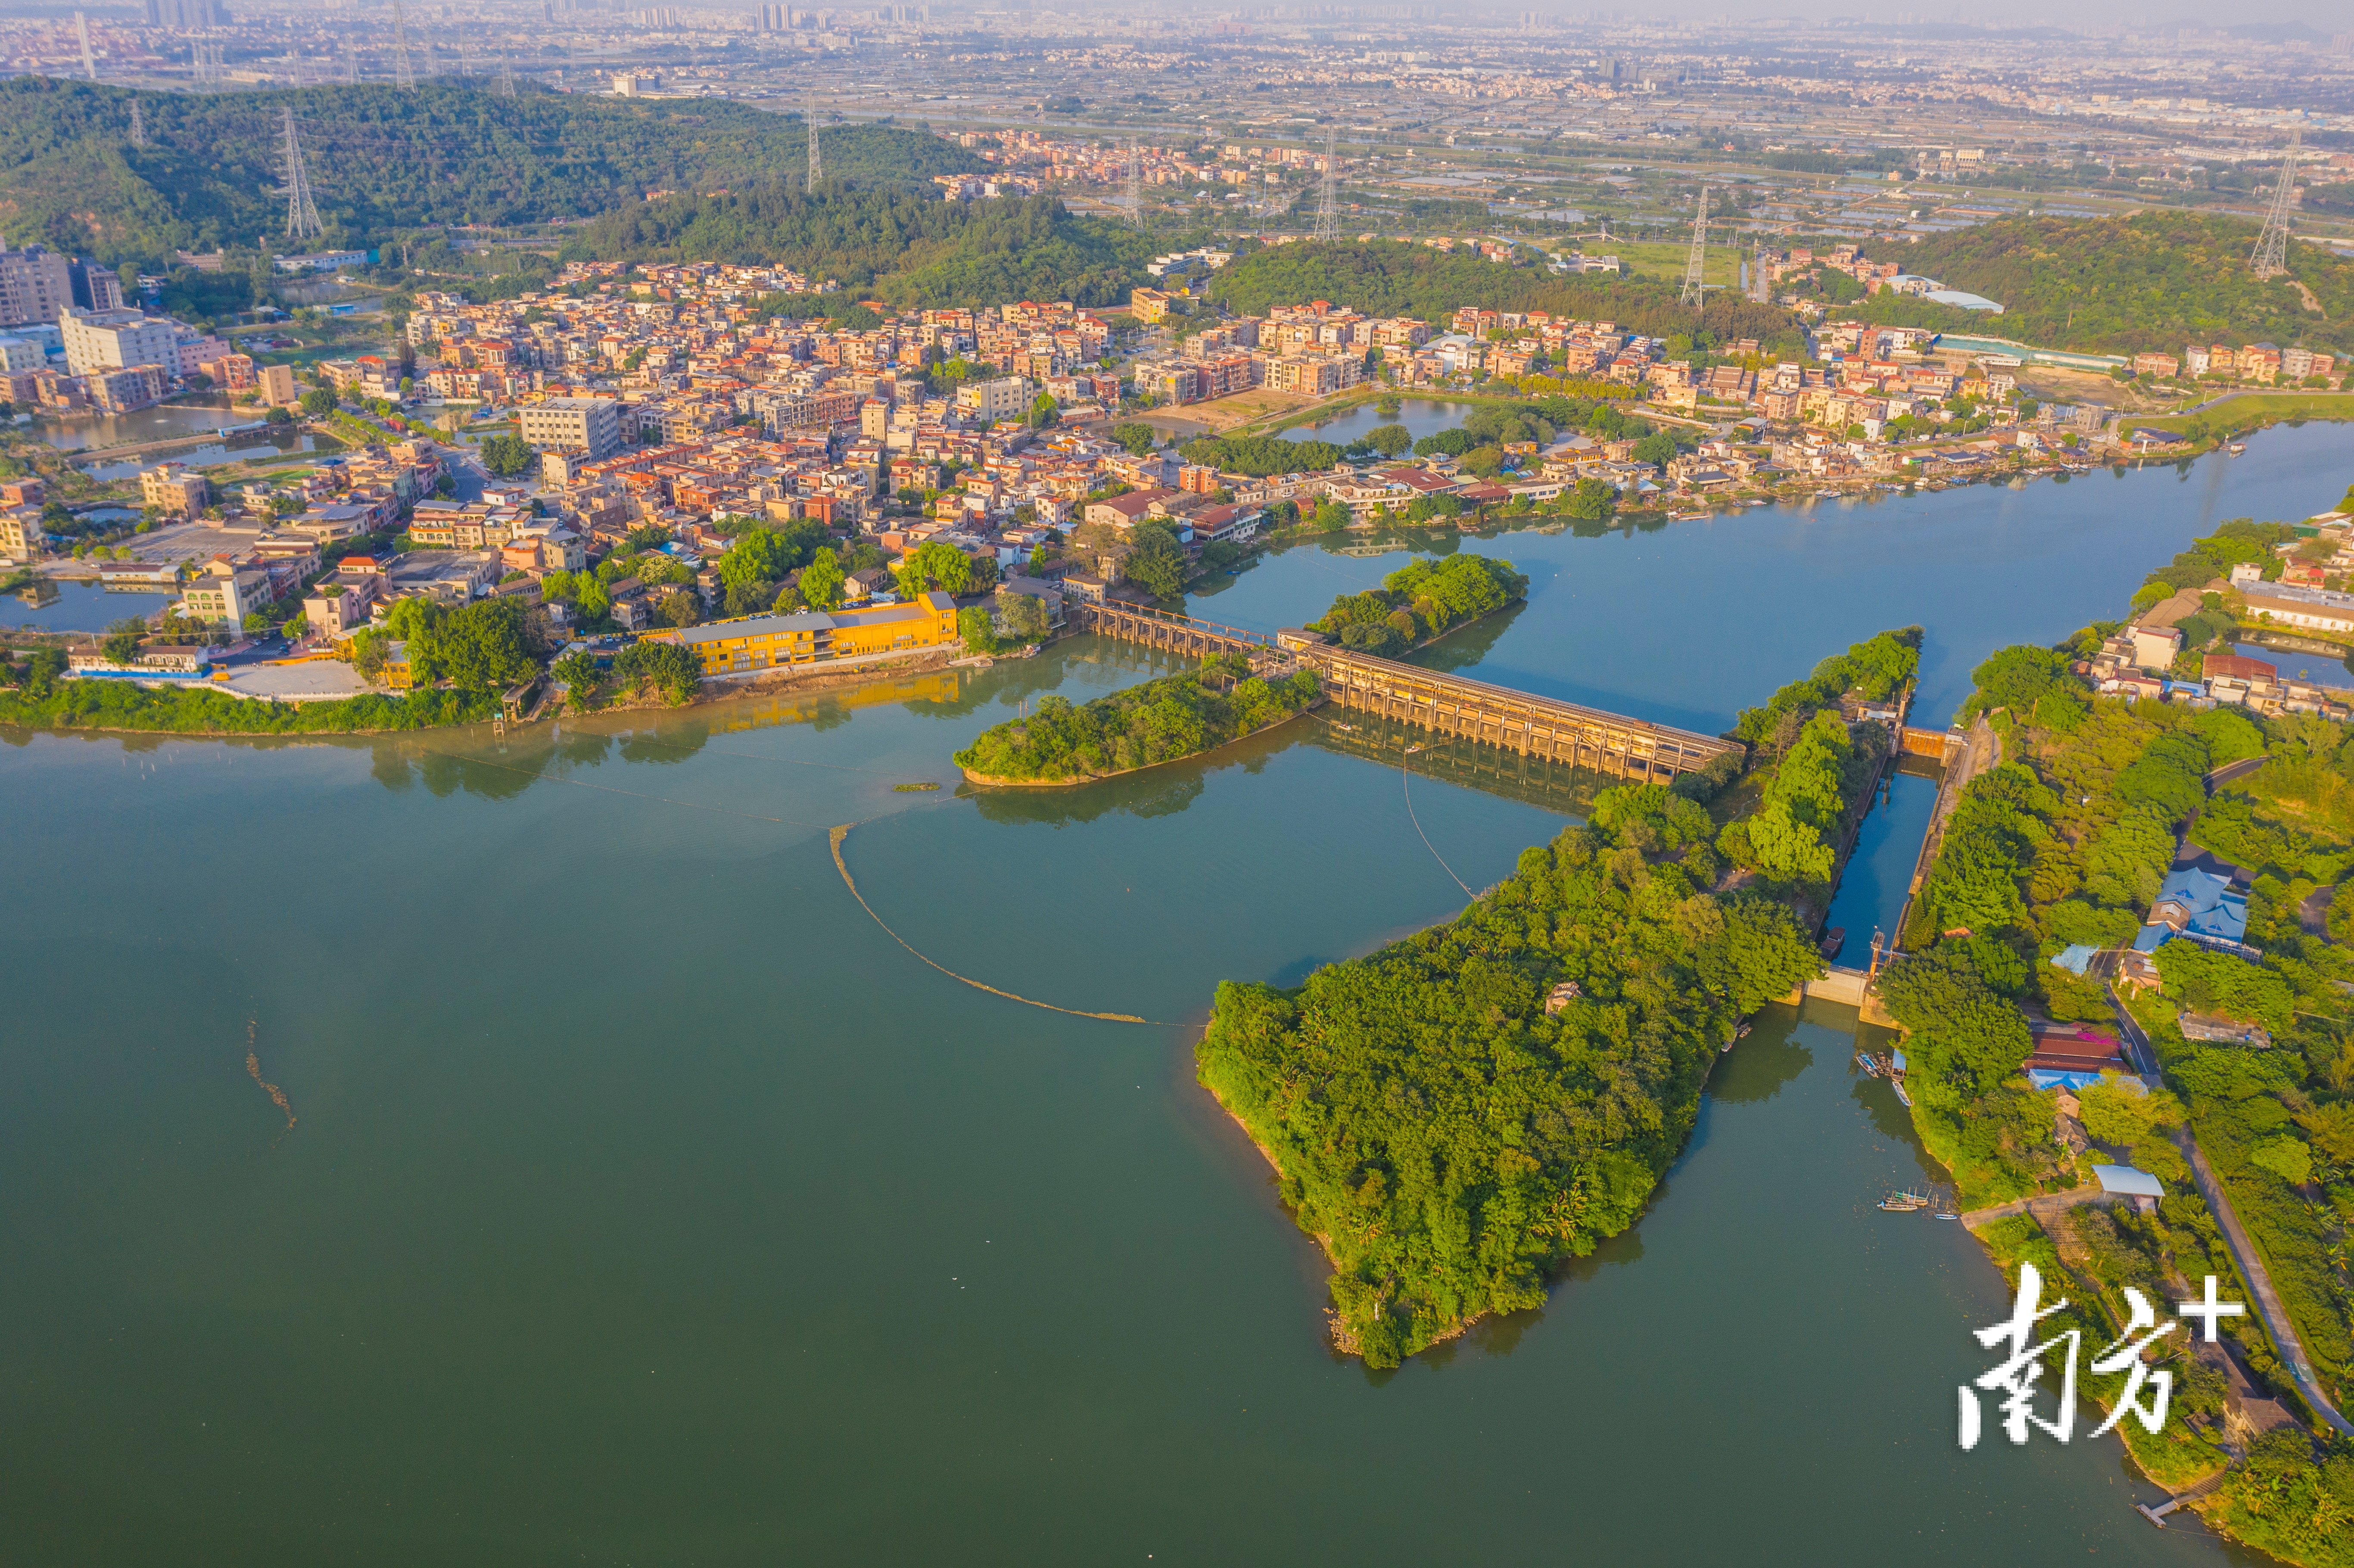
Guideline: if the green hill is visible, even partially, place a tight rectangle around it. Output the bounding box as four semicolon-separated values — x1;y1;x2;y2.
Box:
1893;213;2354;357
0;76;981;268
562;184;1184;310
1206;239;1806;355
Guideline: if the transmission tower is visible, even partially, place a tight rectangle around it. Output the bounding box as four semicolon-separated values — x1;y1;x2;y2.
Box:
76;11;97;80
456;24;471;78
1678;184;1710;308
130;100;146;149
805;89;822;185
1313;130;1339;242
1124;140;1143;229
2251;128;2301;282
498;53;516;96
343;36;358;84
279;106;324;241
1749;236;1766;302
391;0;417;89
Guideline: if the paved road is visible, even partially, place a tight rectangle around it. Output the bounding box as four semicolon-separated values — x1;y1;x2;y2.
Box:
2206;755;2269;790
2167;1125;2354;1438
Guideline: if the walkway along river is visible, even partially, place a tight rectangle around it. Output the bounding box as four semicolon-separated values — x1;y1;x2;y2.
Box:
3;423;2351;1563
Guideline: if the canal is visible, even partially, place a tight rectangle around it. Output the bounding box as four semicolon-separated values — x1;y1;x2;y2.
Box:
2;423;2348;1565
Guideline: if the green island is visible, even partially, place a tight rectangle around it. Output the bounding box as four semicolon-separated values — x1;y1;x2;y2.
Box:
1196;629;1921;1366
953;654;1322;786
1305;554;1530;656
1889;507;2354;1560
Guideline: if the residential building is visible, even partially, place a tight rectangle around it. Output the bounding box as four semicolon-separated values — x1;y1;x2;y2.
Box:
303;575;380;640
59;305;183;378
258;362;299;406
0;243;74;328
0;509;45;561
0;336;44;372
140;464;210;516
178;558;280;626
519;396;624;459
954;376;1029;423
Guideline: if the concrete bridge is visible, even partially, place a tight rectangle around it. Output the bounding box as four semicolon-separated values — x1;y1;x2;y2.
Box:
1067;600;1740;781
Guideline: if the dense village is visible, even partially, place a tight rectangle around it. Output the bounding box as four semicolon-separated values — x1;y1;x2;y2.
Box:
3;238;2347;712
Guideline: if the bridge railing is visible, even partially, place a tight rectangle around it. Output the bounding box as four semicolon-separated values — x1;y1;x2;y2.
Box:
1071;600;1274;650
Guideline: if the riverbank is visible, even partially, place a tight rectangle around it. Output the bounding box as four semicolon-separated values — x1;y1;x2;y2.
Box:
959;699;1320;788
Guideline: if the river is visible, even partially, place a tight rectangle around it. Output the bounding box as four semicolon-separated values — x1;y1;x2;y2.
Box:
3;422;2348;1565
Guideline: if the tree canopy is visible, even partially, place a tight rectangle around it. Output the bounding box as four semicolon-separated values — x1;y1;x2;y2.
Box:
0;78;980;265
1198;791;1821;1367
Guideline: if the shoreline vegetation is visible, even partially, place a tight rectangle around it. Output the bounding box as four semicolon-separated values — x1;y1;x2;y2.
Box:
954;653;1320;786
1891;507;2354;1564
1194;628;1920;1366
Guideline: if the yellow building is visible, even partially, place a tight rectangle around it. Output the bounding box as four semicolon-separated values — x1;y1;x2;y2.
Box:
640;591;959;676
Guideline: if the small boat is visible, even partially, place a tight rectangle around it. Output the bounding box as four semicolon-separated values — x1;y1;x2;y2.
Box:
1819;926;1845;961
1880;1188;1930;1211
1856;1051;1883;1077
1890;1079;1913;1108
2229;442;2247;454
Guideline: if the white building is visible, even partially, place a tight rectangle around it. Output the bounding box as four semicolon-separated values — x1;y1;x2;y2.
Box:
954;376;1029;423
2242;584;2354;637
60;305;185;379
518;396;624;460
0;336;44;372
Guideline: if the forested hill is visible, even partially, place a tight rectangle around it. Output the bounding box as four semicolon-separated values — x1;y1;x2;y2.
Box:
0;76;980;267
1895;213;2354;357
562;184;1181;310
1208;240;1808;355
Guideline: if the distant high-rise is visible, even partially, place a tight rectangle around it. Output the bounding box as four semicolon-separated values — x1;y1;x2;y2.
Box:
142;0;227;27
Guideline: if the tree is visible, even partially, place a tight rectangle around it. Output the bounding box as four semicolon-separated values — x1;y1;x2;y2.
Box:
2077;1076;2184;1148
1028;392;1060;429
551;647;603;707
1565;477;1617;521
996;587;1050;644
480;433;536;478
958;604;999;654
657;589;699;628
1632;431;1678;466
101;617;145;666
434;597;538;691
612;640;702;704
1365;422;1412;457
800;546;847;609
1123;523;1189;600
299;388;336;415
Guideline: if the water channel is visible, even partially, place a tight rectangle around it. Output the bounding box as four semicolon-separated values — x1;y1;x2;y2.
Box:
4;423;2349;1564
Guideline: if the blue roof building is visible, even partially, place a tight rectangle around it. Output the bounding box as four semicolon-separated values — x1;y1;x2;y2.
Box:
2137;865;2250;954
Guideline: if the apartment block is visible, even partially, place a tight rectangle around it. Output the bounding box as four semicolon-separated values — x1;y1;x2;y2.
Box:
519;396;624;459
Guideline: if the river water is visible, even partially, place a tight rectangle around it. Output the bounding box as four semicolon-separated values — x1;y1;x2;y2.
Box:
4;423;2348;1565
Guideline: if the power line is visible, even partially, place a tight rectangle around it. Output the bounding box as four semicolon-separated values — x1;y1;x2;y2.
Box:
279;105;324;242
1678;183;1709;308
1313;128;1339;242
76;10;97;80
805;88;822;185
2251;127;2301;282
391;0;416;89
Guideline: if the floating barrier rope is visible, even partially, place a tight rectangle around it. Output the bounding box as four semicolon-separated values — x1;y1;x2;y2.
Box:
1309;712;1472;897
829;824;1172;1025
